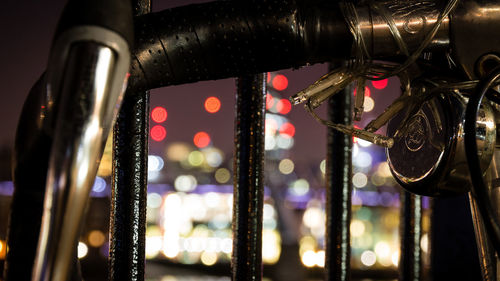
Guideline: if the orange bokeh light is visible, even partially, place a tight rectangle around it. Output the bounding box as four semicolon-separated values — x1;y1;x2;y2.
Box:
151;106;168;123
204;97;221;113
194;131;211;148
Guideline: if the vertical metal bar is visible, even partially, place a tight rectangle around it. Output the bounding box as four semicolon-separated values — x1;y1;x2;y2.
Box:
469;195;497;281
232;73;266;281
325;66;352;281
399;192;422;281
109;1;151;280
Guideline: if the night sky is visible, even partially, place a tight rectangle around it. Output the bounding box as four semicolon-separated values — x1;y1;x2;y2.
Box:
0;1;400;167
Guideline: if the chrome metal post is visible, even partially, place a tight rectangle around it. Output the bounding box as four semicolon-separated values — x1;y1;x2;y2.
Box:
108;1;151;281
399;192;423;281
325;67;352;281
232;74;266;281
33;38;129;281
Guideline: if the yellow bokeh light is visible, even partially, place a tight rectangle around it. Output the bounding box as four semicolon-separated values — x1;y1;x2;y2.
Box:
166;142;191;162
262;230;281;264
303;207;324;228
299;236;317;256
374;241;390;258
316;250;325;267
215;168;231;184
200;251;218;266
188;151;204;166
377;162;392;177
363;96;375;112
278;159;294;174
146;236;163;259
392;250;400;266
0;240;6;260
88;230;106;248
162;241;180;259
350;220;365;237
301;250;317;267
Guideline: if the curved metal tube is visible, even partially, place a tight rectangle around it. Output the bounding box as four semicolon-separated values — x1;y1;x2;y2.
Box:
32;39;129;281
127;0;352;91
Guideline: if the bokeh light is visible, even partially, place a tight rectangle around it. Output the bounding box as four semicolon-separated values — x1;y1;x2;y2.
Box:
92;176;106;193
320;159;326;174
279;122;295;138
201;251;218;266
166;143;191;162
276;99;292;114
350;220;365;237
78;242;88;259
352;172;368;188
194;132;211;148
215;168;231;183
278;159;294;174
372;78;388;89
204;97;221;113
146;236;163;259
148;193;163;209
360;250;377;267
301;250;317;267
188;151;204;166
151;125;167;142
148;155;165;172
88;230;106;248
0;240;5;260
174;175;197;192
354;86;371;97
272;74;288;91
364;96;375;112
266;94;275;110
290;179;310;196
151;106;168;123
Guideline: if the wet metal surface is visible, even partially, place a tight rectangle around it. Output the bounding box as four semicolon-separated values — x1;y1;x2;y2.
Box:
232;74;266;281
399;192;422;281
128;0;351;91
108;1;151;281
109;89;150;281
325;70;352;281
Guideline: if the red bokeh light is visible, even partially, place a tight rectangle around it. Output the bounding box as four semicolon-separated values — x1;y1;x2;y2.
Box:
276;99;292;115
353;86;371;97
151;106;167;123
279;122;296;138
204;97;221;113
272;74;288;91
194;131;211;148
151;125;166;141
371;79;388;89
266;94;274;110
